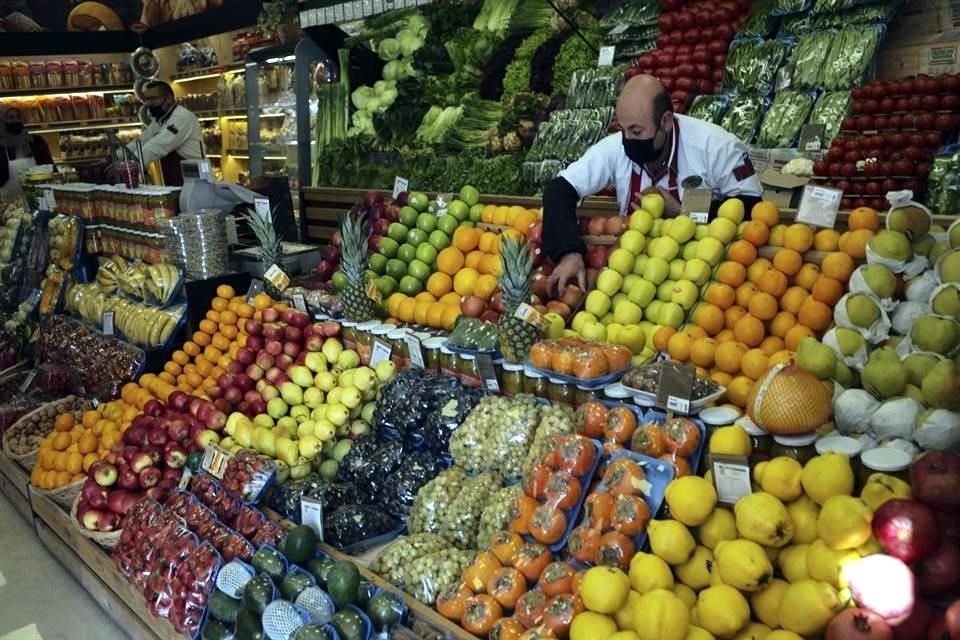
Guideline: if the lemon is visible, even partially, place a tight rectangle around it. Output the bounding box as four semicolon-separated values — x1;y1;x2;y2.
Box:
571;612;619;640
611;632;641;640
777;580;841;636
697;508;738;549
734;492;795;548
709;425;752;456
582;566;631;613
629;552;674;593
632;589;689;640
817;495;873;550
665;476;718;526
615;591;644;630
860;472;912;511
732;623;772;640
648;519;697;565
800;453;854;505
765;632;803;640
714;539;773;591
785;495;820;544
676;546;715;590
673;584;697;610
805;539;859;588
685;626;716;640
755;457;803;502
776;544;811;583
750;579;789;628
695;585;751;639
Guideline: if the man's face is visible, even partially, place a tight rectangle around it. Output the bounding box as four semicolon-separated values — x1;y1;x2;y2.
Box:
615;96;671;141
3;109;22;126
143;88;173;114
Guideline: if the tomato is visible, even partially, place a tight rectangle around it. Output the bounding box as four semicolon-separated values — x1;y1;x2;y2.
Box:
584;492;614;531
487;567;527;609
525;464;552;500
515;590;549;629
510;495;539;535
660;453;692;478
596;531;636;570
545;472;582;510
462;594;504;637
664;418;701;457
436;583;473;622
491;531;524;566
611;494;652;536
542;594;584;639
513;543;552;583
464;551;503;594
570;570;586;596
566;526;601;565
490;617;526;640
575;402;608;438
602;458;648;498
554;435;597;476
631;423;668;457
539;562;575;597
530;504;567;545
604;407;638;444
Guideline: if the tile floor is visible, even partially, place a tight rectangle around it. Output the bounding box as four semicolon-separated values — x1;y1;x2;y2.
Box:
0;492;128;640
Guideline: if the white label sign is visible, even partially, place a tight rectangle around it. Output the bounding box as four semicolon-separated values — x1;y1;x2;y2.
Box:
796;185;842;229
292;294;307;312
198;159;213;180
598;46;616;67
406;334;425;369
201;445;232;479
102;311;115;336
370;338;392;366
689;211;709;224
712;456;753;505
300;496;324;540
43;189;55;211
254;197;271;222
392;176;409;199
666;395;691;414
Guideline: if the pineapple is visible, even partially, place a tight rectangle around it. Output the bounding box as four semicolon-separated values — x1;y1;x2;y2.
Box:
339;212;380;322
246;208;287;299
498;235;541;362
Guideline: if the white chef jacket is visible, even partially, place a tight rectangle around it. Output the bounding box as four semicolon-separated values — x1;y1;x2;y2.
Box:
559;114;763;215
127;104;203;167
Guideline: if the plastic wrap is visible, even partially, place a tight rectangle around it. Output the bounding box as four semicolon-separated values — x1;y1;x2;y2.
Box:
144;524;200;619
420;385;484;455
824;26;883;91
809;91;851;145
251;519;286;549
788;31;834;89
772;0;811;15
739;0;779;38
190;472;242;524
221;449;276;504
408;467;468;537
522;404;576;485
758;91;816;148
267;475;361;524
404;548;475;605
477;485;524;549
450;395;541;480
720;95;768;144
324;505;402;550
336;438;381;485
723;39;789;96
169;542;222;637
687;95;730;125
379;452;446;520
438;471;504;549
370;534;450;587
354;440;406;498
812;0;857;15
113;497;162;577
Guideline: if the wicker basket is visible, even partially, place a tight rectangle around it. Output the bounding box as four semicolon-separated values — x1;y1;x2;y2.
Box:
38;477;85;511
2;395;92;471
70;491;122;549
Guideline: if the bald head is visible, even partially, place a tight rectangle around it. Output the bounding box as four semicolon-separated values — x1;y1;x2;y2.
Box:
616;74;673;140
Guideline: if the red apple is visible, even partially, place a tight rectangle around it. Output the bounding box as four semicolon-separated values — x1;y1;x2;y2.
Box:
915;543;960;595
872;499;941;563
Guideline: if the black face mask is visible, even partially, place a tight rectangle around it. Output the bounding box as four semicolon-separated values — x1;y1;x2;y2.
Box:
623;128;664;165
148;104;169;119
5;123;24;134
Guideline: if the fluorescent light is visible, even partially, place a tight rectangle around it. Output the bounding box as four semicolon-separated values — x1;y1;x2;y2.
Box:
264;55;296;64
35;121;143;134
172;69;241;83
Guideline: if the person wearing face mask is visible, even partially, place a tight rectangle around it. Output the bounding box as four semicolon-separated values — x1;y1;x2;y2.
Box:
0;105;53;203
125;80;203;187
543;74;762;296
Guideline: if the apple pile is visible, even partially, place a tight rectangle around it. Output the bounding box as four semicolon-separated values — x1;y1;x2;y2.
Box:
316;191;401;281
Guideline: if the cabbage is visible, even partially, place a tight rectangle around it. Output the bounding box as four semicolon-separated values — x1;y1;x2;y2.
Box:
378;38;401;61
351;86;375;110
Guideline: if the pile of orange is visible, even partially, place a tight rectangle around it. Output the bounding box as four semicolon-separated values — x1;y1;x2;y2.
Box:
479;204;540;235
385;291;461;330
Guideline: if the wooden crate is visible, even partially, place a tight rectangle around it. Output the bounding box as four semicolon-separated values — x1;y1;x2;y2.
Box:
0;452;32;523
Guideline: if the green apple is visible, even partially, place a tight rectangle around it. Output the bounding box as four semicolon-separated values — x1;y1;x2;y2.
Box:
407;228;428;246
623;274;641;293
331;271;347;291
378;237;399;258
543;312;566;339
671;279;699;310
649;236;680;261
600;312;615;325
376;275;397;296
657;279;676;302
596;269;624;296
399;206;419;227
669;259;686;281
447;199;470;221
646;300;663;324
696;237;725;265
398;275;423;295
459;185;480;206
628;279;656;306
408;259;431;281
695;224;709;240
632;254;649;275
619;229;646;255
629;209;654;234
668;216;697;243
368;253;388;274
416;213;437;233
608;248;636;276
682;240;700;261
659;302;685;328
571;311;597;333
436;214;458;236
643;256;670;284
682;258;712;286
387;222;408;243
708;217;738;244
416;243;438;265
585;290;611;317
397;243;417;263
617;324;647;354
612;293;628;310
385;258;406;281
613;299;643;325
408;192;429;212
580;321;607;342
428;229;450;251
469;204;484;222
642;193;665;218
606;322;623;344
651;219;663;238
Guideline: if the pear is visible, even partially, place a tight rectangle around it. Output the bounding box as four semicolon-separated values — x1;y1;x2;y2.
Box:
904;352;940;387
911;315;960;355
273;423;295;441
932;285;960;321
846;294;881;329
921;359;960;410
235;421;254;448
796;337;837;381
290;457;312;479
913;234;937;257
858;265;897;299
869;230;912;262
905;384;925;403
275;459;290;483
950;221;960;248
939;249;960;283
887;205;931;238
931;240;951;266
834;328;866;357
276;437;299;467
298;435;323;460
254;426;277;457
833;361;855;388
861;347;907;399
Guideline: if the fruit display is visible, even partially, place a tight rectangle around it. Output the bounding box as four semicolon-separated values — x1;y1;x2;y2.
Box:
449;394;542;480
94;256;183;306
66;283;186;348
528;338;634;381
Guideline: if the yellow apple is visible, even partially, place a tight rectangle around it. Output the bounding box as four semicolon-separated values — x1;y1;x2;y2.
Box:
620;229;646;255
571;311;597;333
646;300;664;324
597;268;624;296
608;248;636;276
628;279;656;306
683;241;700;261
580;320;607;342
659;302;686;328
623;274;641;293
708;217;738;244
618;324;647;354
683;258;712;286
632;254;649;275
629;209;654;234
672;279;700;310
657;279;676;302
668;216;697;243
585;290;611;317
642;193;666;218
695;224;709;240
649;236;680;261
718;198;745;224
696;237;725;265
606;322;623;344
614;299;643;325
643;257;670;284
543;312;566;339
669;258;686;281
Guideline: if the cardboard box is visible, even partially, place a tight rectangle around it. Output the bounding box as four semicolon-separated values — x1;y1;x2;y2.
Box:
760;169;809;209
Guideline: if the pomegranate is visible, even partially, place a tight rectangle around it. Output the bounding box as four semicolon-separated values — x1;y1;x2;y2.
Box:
915;543;960;596
893;599;933;640
827;608;893;640
947;600;960;639
873;499;942;563
842;554;915;624
911;452;960;512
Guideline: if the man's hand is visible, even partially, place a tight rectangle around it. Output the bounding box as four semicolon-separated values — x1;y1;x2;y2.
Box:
548;252;586;298
631;187;682;217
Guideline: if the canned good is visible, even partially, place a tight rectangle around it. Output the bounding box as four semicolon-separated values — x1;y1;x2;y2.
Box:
770;433;818;465
502;362;523;396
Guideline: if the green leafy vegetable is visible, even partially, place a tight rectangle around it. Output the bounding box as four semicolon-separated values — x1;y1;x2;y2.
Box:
757;90;815;148
502;28;554;98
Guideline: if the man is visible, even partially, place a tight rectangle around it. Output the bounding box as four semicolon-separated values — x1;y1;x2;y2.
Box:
126;80;203;186
544;74;762;295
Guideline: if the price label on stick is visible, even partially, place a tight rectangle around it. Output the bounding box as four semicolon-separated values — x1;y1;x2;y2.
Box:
515;303;551;332
796;184;842;229
43;189;55;212
246;279;263;303
254;197;271;222
292;294;307;312
598;46;616;67
19;370;36;393
370;338;392;366
476;354;500;393
655;361;696;414
406;334;425;369
392;176;409;199
712;455;753;505
301;496;325;540
102;311;115;336
689;211;709;224
201;445;232;479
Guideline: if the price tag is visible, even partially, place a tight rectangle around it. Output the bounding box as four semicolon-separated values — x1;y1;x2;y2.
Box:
681;188;713;221
253;197;271;222
712;455;753;505
370;338;392;366
796;184;842;228
178;468;193;490
476;354;500;393
406;334;425;369
43;189;55;212
263;264;290;293
102;311;115;336
292;293;307;312
689;211;709;224
798;124;826;153
514;303;551;332
19;370;36;393
655;361;696;414
301;496;324;540
598;46;616;67
392;176;409;198
225;215;239;245
198;159;213;181
201;445;232;479
246;279;263;303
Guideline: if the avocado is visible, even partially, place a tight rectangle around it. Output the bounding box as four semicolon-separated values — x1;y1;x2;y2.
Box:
201;619;232;640
280;571;314;601
305;556;336;588
209;588;242;623
291;624;332;640
252;546;287;583
241;574;275;616
235;608;264;640
326;561;361;609
332;608;366;640
366;591;403;630
281;526;318;565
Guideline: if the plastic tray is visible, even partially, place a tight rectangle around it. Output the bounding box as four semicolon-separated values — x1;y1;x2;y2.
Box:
593;449;676;551
621;382;727;415
524;360;633;390
336;526;406;556
640;410;708;481
368;587;409;630
254;544;289;578
444;340;502;359
345;603;374;640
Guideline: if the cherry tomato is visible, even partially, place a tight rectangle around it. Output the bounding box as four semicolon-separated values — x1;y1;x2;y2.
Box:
554;435;597;476
513;543;552;583
525;464;552;500
602;458;648;498
542;594;584;639
464;551;503;594
519;627;557;640
664;417;701;456
575;401;608;438
539;562;575;597
510;495;539;535
490;531;524;567
515;590;549;629
611;494;652;536
529;504;567;545
584;492;614;531
462;594;504;637
604;407;638;444
566;526;600;565
596;531;636;570
631;423;668;457
660;452;692;478
487;567;527;609
490;617;526;640
436;583;473;622
544;472;582;511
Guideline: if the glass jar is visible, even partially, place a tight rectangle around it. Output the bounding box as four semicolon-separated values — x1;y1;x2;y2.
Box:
354;320;379;365
459;354;481;388
576;385;598;406
422;337;445;373
604;383;632;405
739;419;772;467
502;362;524;396
523;365;547;398
388;329;409;369
440;345;459;379
770;433;818;465
370;324;394;364
548;377;574;406
859;448;912;486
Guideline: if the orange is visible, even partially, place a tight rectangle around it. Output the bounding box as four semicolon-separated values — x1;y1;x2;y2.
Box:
55;413;75;432
415;292;436;303
784;224;815;252
479;231;498;254
667;332;692;362
694;303;725;336
211;333;231;352
426;303;447;328
82;452;99;472
748;292;778;321
751;201;780;227
159;371;177;385
760;335;786;355
814;229;841;252
386;293;405;318
425;272;451;299
216;284;236;298
237;303;255;319
821;252;855;282
773;249;803;276
397;298;417;323
785;324;816;351
690;338;717;368
52;432;71;451
221;325;239;340
492;206;508;225
747;258;772;284
183;363;197;376
769;349;794;367
812;276;845;306
56;471;71;487
200;319;219;335
163;361;182;377
682;325;708;340
481;204;496;223
441;305;461;331
741;221;770;247
715;341;748;374
186;372;204;389
734;314;765;348
465;250;484;271
728;240;758;266
794;263;822;291
192;331;211;347
81;410;99;429
768;224;788;247
440;292;461;307
253;292;273;310
735;283;759;308
711;370;734;389
727;376;755;408
479;254;503;276
172;350;190;366
705;283;736;310
437;247;465;275
849;207;880;232
653;327;676;352
839;229;873;259
414;300;431;325
780;286;809;315
203;346;223;364
453;227;481;252
716;261;746;287
513;210;538;233
758;269;788;298
797;298;833;332
725;305;748;330
195;358;214;377
453;268;480;297
740;349;769;380
219;310;238;326
66;452;83;474
211;296;228;312
474;274;499;301
715;329;736;343
769;311;797;338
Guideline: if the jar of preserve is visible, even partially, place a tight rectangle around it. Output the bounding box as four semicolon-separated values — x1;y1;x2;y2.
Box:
604;383;632;405
354;320;379;364
459;354;481;388
369;324;393;362
738;418;772;467
859;447;912;486
440;345;458;378
770;433;818;465
501;362;524;396
548;377;574;406
523;364;547;398
422;337;445;373
388;329;409;369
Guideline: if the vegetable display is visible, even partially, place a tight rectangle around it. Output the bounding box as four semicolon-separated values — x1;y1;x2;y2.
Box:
757;90;816;148
720;95;768;144
788;30;834;90
687;95;730;124
808;90;851;145
824;25;883;90
722;38;789;96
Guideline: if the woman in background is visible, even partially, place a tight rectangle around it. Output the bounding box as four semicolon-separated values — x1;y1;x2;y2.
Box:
0;104;53;202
